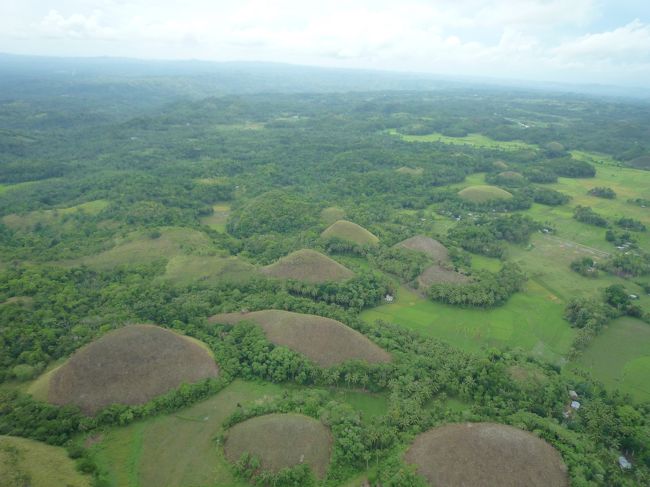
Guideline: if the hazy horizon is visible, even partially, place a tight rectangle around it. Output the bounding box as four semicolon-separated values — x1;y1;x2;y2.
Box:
2;1;650;89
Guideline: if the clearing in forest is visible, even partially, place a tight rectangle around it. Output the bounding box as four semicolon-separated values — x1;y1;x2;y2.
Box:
0;435;92;487
161;255;257;286
261;249;354;283
200;203;231;232
224;413;332;479
321;220;379;246
209;310;391;367
43;325;218;415
458;185;513;203
405;422;569;487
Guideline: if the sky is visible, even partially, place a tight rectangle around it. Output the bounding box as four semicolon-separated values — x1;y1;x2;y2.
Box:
1;0;650;87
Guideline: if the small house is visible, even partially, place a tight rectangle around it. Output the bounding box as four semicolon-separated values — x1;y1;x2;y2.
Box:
384;294;394;303
618;456;632;470
570;401;581;410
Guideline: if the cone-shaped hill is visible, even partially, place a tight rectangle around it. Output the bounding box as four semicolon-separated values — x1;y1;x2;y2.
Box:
209;310;390;367
261;249;354;283
405;422;569;487
44;325;218;415
321;220;379;246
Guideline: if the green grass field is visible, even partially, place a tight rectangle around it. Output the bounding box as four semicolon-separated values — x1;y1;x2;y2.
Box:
2;199;109;231
92;380;388;487
570;317;650;402
361;284;574;364
0;435;91;487
200;203;231;232
390;129;538;151
458;185;513;203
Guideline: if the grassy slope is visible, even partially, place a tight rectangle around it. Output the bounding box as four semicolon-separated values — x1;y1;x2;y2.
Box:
161;255;257;286
458;185;513;203
0;435;92;487
321;220;379;246
2;199;109;230
261;249;354;283
210;310;391;367
92;380;387;487
224;413;332;478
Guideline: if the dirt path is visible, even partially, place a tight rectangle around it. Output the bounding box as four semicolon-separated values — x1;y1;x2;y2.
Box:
540;234;611;259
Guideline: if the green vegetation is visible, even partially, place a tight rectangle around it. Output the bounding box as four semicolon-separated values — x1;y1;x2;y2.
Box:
321;220;379;246
457;185;513;203
0;435;92;487
1;62;650;486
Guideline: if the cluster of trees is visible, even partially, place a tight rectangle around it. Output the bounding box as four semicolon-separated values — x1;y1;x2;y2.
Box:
448;215;540;258
368;247;430;282
573;206;609;227
617;217;646;232
427;263;526;308
570;257;599;277
524;186;571;206
606;229;637;248
602;252;650;277
588;187;616;199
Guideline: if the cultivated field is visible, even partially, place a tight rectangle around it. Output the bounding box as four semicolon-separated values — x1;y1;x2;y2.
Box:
210;310;391;367
224;413;332;478
0;435;91;487
261;249;354;283
395;235;449;262
200;203;231;232
321;220;379;246
362;284;574;364
458;185;513;203
571;317;650;402
405;422;569;487
45;325;218;414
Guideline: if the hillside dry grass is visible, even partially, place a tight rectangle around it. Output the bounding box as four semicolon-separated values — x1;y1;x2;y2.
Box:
70;227;218;269
0;435;91;487
417;264;472;287
261;249;354;283
209;310;391;367
395;235;449;263
458;185;513;203
46;325;218;414
391;129;538;151
405;423;569;487
321;220;379;246
224;413;332;478
162;255;257;286
199;203;231;232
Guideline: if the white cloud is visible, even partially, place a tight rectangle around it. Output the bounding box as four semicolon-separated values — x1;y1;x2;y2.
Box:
0;0;648;86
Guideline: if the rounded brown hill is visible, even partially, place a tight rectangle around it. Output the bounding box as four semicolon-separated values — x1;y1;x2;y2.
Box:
405;422;569;487
321;220;379;246
224;413;332;479
395;236;449;263
418;264;471;287
48;325;218;415
261;249;354;283
209;310;390;367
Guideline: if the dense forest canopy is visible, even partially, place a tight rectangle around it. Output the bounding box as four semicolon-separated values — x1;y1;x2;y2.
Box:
0;56;649;487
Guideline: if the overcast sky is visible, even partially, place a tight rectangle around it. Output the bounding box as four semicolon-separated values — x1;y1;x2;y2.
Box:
1;0;650;87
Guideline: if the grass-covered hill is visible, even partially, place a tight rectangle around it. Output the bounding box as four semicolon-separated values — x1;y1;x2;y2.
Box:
34;325;218;414
223;413;332;479
405;423;569;487
209;310;391;366
321;220;379;246
261;249;354;283
458;185;513;203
